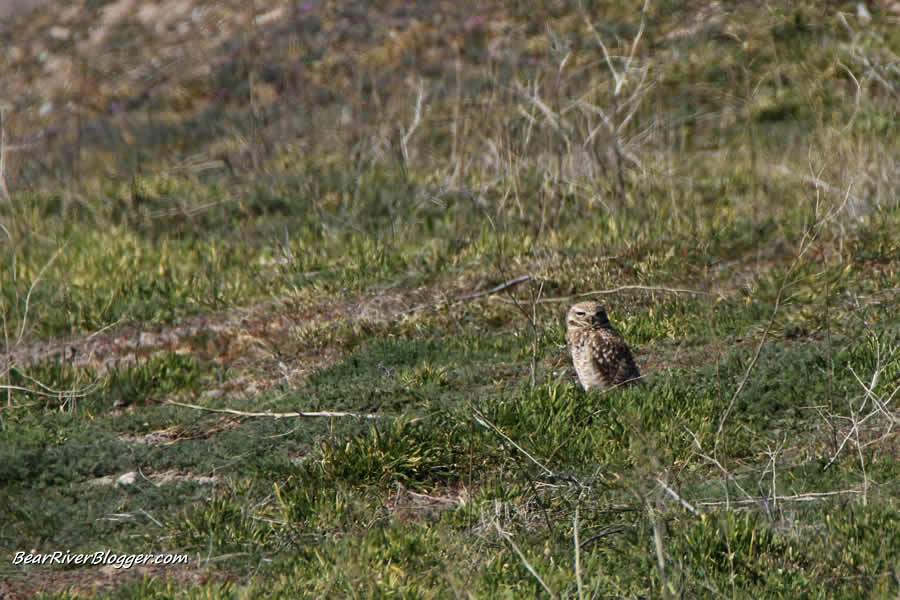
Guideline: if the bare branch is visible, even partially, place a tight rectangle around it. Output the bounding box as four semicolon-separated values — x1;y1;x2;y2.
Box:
494;521;558;600
837;62;862;133
0;383;93;400
695;489;863;508
712;209;826;455
623;0;649;76
457;275;532;301
586;17;621;92
17;246;66;345
574;506;584;600
510;285;714;304
473;409;555;477
0;104;10;201
714;294;779;452
685;427;755;508
166;400;382;420
400;79;427;167
514;79;571;143
656;478;701;516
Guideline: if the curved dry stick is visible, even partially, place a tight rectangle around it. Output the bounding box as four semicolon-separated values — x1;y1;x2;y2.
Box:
503;284;715;304
457;275;532;301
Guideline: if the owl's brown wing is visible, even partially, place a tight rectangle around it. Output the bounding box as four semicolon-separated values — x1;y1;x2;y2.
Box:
611;341;641;386
589;329;640;388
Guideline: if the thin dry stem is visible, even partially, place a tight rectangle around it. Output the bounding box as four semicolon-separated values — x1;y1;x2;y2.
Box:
685;427;755;510
457;275;532;301
494;521;558;600
656;478;702;516
166;400;382;420
0;104;11;201
573;506;584;600
472;408;555;477
400;79;427;168
505;284;714;304
0;383;93;400
16;246;65;345
695;489;863;507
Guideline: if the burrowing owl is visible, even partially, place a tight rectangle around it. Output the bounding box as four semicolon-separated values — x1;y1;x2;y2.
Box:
566;301;641;390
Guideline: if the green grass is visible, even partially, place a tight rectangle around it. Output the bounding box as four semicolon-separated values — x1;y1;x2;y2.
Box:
1;1;898;598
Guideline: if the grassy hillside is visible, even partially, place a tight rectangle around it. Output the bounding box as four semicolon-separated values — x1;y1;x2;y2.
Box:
1;0;898;597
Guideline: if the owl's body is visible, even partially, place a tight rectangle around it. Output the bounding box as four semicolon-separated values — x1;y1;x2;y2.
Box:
566;301;641;390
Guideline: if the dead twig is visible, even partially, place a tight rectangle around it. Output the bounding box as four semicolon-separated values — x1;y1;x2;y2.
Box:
656;478;701;516
399;78;427;169
685;427;755;510
0;383;93;400
714;294;780;452
714;200;827;455
573;506;584;600
472;408;555;477
0;103;10;201
457;274;532;301
695;489;863;507
166;399;382;420
579;525;628;550
500;284;714;304
494;521;558;600
16;246;66;345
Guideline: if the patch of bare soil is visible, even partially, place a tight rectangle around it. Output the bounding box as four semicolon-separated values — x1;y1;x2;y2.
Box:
0;283;472;398
0;0;50;20
117;418;240;446
384;482;468;524
1;304;292;375
86;469;220;488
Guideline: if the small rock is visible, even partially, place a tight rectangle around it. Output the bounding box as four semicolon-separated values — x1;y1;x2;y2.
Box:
49;26;70;40
8;46;24;63
116;472;138;486
857;2;872;22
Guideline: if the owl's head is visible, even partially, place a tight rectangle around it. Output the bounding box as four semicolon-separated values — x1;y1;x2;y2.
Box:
567;301;612;330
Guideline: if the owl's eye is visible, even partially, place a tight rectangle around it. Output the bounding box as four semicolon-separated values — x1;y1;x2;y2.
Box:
575;311;585;316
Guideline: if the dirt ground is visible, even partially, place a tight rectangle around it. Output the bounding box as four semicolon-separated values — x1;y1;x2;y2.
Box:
0;0;50;20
